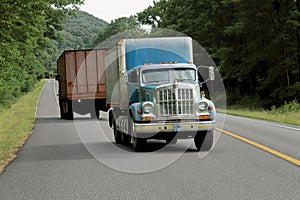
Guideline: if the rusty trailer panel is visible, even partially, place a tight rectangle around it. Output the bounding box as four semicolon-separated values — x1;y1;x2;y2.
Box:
57;49;107;100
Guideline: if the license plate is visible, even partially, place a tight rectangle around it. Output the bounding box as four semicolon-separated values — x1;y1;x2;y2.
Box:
173;124;182;131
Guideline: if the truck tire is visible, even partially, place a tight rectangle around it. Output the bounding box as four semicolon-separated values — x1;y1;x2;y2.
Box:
121;132;131;146
194;130;213;151
59;100;65;119
132;136;146;152
128;116;146;152
65;100;74;120
113;117;122;144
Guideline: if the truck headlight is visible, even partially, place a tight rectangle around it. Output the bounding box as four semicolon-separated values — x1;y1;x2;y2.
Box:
199;101;208;111
142;102;154;114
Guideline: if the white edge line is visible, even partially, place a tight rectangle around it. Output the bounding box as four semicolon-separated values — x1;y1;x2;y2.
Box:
35;80;47;118
226;114;300;131
53;79;59;106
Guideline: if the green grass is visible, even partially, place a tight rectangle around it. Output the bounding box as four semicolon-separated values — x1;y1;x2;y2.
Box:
0;80;45;174
224;108;300;126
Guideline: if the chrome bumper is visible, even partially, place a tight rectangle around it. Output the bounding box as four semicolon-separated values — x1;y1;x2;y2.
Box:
135;120;215;134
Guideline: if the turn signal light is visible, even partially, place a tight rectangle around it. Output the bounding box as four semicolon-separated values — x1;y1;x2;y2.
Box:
142;116;154;121
199;114;210;120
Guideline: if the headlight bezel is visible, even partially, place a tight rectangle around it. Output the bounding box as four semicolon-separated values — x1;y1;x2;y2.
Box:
199;101;208;111
142;102;154;114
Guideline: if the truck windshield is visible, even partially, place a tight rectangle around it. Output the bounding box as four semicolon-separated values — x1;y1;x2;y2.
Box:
142;68;196;84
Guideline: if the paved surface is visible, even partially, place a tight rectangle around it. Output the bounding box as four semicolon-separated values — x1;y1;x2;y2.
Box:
0;79;299;200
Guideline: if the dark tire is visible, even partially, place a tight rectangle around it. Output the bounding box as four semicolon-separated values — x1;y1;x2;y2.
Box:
194;130;213;151
59;100;65;119
113;117;122;144
65;100;73;120
121;132;131;146
128;115;146;152
108;111;113;128
132;136;147;152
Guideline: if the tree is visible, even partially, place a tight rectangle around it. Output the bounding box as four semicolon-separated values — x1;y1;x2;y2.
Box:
0;0;84;106
137;0;300;108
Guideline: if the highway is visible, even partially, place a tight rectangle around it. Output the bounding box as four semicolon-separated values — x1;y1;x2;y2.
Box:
0;79;299;200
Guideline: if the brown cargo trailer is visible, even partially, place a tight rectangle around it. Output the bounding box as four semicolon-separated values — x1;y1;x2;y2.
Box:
56;49;109;119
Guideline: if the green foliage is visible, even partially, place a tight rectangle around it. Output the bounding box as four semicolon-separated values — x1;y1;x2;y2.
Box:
271;99;300;114
137;0;300;109
47;11;108;73
92;16;140;47
0;0;84;107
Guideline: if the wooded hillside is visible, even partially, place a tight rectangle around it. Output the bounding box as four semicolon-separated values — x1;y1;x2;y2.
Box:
138;0;300;108
0;0;107;108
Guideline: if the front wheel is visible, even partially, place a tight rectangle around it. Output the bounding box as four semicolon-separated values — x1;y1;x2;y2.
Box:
128;115;146;152
113;117;122;144
132;136;147;152
194;130;213;151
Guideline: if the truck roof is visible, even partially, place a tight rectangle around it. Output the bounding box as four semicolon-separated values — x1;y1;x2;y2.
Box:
138;63;197;71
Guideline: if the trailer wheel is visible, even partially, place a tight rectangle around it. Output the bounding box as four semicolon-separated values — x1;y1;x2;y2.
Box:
113;117;122;144
194;130;213;151
59;100;65;119
65;100;74;120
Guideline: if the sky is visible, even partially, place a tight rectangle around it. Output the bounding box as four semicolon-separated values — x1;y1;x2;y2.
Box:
79;0;154;23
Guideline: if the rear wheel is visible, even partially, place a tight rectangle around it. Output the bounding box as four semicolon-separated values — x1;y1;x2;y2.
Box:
62;99;73;120
194;130;213;151
59;100;65;119
121;132;131;146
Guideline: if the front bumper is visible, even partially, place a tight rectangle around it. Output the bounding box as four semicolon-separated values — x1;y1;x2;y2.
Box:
134;120;215;138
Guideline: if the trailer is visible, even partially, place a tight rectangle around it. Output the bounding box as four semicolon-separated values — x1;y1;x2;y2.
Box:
56;49;109;119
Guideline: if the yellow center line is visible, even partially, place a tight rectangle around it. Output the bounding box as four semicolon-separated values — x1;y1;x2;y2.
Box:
215;128;300;167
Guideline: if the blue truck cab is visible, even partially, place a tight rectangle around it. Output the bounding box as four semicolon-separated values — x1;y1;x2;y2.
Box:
105;37;216;151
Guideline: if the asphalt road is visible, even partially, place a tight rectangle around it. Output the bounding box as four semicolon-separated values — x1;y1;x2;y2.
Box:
0;79;299;200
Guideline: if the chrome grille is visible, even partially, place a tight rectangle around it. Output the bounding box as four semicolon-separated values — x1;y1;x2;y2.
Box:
158;88;194;116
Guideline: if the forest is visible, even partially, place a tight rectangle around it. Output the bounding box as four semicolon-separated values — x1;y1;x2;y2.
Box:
0;0;84;106
0;0;300;109
136;0;300;108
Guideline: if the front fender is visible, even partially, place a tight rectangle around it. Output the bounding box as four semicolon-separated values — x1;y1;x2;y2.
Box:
207;100;216;120
129;102;143;121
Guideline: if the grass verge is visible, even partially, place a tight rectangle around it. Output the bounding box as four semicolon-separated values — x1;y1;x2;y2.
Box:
224;108;300;126
0;80;45;174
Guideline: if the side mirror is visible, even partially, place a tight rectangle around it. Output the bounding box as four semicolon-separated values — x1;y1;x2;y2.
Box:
209;67;215;81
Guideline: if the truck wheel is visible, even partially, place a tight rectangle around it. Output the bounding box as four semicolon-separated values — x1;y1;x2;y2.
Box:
132;136;146;152
194;130;213;151
128;115;146;152
121;132;131;146
65;100;74;120
59;100;66;119
113;117;122;144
